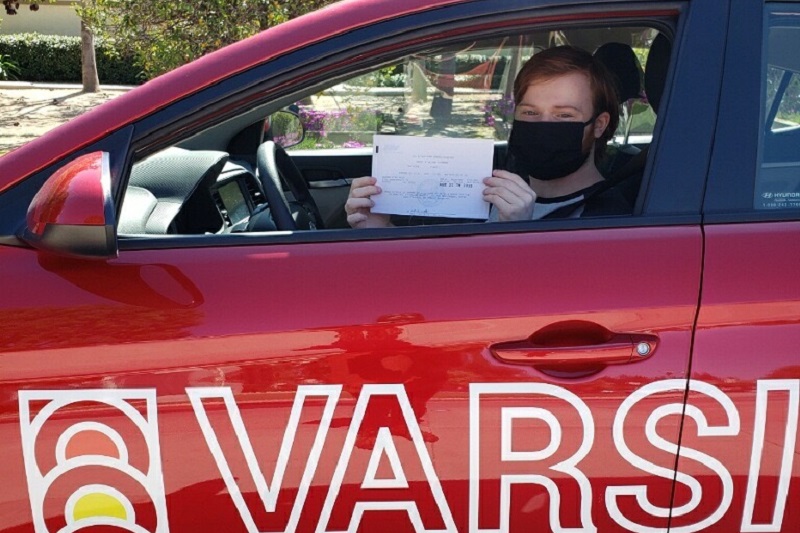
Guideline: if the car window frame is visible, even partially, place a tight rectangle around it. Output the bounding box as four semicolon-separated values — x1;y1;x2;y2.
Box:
703;0;800;222
44;1;718;252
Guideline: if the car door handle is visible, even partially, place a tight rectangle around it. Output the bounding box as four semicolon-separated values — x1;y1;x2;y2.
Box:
489;321;658;374
491;334;657;365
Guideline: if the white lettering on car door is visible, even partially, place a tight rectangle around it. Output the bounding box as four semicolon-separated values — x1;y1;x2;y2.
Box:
362;426;409;489
607;379;740;533
741;380;799;532
187;385;341;533
469;383;596;533
317;384;456;533
17;379;800;532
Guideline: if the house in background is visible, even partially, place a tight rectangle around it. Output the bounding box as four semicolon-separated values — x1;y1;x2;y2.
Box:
0;1;80;37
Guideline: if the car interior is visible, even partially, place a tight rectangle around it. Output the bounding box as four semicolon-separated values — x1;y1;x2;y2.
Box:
117;25;673;237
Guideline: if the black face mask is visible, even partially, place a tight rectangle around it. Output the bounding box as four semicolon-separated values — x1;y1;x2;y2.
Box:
508;118;594;181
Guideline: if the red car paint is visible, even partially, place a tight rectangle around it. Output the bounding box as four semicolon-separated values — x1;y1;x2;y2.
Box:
0;0;798;531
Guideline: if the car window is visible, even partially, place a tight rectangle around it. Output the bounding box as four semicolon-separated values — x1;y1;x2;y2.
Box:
756;5;800;210
119;24;670;237
287;28;658;152
288;38;519;150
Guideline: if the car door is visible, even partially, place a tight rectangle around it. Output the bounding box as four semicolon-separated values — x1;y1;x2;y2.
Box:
687;1;800;531
0;1;728;532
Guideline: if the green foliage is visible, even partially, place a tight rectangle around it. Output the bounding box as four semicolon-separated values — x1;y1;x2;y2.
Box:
632;46;649;70
79;0;337;79
0;52;20;80
0;33;142;84
348;65;406;88
0;1;337;82
264;0;336;25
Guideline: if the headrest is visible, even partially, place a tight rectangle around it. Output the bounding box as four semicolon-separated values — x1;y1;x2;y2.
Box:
644;33;671;115
594;42;643;103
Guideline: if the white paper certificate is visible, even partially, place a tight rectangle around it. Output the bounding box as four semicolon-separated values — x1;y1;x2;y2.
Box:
371;135;494;219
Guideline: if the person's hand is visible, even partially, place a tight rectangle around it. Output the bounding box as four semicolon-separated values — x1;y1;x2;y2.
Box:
483;170;536;221
345;176;392;228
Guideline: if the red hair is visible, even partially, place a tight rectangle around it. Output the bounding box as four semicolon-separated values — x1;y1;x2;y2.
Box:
513;45;619;161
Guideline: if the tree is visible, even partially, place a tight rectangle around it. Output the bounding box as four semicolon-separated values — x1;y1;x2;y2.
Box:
80;18;98;91
3;0;337;82
2;0;100;92
80;0;337;79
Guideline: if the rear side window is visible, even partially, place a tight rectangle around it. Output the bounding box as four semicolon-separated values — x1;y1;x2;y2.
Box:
756;5;800;209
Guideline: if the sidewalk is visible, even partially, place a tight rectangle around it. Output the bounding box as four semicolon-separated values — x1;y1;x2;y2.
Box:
0;81;134;154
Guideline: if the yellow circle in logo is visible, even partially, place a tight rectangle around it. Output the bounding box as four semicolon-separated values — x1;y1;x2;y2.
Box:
72;492;128;522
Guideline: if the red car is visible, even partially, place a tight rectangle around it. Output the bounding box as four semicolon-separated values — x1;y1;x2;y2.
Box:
1;0;798;531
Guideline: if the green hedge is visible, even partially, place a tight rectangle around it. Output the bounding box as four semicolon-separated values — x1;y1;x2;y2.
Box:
0;33;143;85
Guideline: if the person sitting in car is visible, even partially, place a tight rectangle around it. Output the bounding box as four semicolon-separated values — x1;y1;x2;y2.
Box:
344;45;631;227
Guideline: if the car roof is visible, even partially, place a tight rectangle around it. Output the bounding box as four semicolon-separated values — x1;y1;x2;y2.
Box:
0;0;469;191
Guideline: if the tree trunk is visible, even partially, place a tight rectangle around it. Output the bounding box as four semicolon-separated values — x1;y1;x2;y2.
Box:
81;20;100;93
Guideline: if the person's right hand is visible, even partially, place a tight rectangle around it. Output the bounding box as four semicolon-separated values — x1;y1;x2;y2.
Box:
344;176;392;229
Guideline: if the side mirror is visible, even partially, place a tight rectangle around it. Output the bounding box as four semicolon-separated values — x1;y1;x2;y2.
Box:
268;110;305;149
22;151;118;259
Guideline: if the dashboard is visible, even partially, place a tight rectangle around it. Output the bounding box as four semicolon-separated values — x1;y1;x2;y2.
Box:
119;148;267;235
210;161;265;233
215;180;251;229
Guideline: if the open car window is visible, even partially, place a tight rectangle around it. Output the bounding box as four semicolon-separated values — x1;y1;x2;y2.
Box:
119;24;669;237
287;28;658;152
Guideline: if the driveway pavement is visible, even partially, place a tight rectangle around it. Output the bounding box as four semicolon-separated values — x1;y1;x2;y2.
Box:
0;81;132;154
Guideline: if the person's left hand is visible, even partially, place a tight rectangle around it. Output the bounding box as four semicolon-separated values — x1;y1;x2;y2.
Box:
483;170;536;221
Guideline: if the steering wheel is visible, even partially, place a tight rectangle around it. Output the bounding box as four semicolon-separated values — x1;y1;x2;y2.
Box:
256;141;324;230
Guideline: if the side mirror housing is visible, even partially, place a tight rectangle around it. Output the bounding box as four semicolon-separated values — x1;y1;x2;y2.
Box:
22;151;118;259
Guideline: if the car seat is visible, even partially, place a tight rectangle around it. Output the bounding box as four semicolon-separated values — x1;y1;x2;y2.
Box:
593;42;644;185
605;33;672;207
120;147;229;234
594;42;644;134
